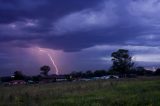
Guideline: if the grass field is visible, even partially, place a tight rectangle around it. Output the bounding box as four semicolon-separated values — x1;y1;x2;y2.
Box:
0;77;160;106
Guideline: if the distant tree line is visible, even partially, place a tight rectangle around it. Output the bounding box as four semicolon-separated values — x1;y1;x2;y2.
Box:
1;49;160;83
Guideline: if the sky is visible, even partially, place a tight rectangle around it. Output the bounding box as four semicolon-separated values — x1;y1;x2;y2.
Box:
1;0;160;76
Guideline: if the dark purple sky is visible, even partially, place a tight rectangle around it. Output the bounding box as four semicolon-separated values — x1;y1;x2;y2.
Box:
1;0;160;76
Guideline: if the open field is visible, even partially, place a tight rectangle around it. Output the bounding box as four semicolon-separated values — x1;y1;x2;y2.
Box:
0;77;160;106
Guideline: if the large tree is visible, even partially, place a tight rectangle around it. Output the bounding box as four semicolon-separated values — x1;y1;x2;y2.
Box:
111;49;134;76
40;65;50;76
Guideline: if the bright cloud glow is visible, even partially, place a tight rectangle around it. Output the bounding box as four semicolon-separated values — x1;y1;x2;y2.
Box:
54;1;118;35
133;54;160;62
84;45;160;52
25;19;38;27
137;34;157;40
128;0;160;24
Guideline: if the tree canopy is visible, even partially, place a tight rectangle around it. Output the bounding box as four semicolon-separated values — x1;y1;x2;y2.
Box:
110;49;134;75
40;65;50;76
13;71;24;80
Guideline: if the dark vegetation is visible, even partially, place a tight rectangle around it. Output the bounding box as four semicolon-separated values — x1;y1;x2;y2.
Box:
1;49;160;106
40;65;50;76
1;49;160;84
0;77;160;106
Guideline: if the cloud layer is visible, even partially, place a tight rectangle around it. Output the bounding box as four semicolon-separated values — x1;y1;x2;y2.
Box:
1;0;160;75
1;0;160;51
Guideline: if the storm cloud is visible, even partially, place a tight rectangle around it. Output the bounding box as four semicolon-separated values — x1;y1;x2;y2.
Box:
1;0;160;75
0;0;160;51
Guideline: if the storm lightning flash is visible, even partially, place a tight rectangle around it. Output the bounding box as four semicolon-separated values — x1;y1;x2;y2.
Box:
38;48;59;75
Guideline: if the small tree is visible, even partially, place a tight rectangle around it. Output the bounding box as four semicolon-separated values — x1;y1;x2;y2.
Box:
94;70;106;77
40;65;50;76
85;70;94;78
111;49;134;77
155;68;160;75
13;71;24;80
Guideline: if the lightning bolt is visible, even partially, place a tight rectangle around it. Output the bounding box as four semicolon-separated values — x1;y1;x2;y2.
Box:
38;47;59;75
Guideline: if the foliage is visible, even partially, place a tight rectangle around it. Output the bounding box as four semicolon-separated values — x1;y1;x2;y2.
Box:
94;70;107;77
40;65;50;76
155;68;160;75
125;67;154;76
110;49;134;76
13;71;25;80
70;70;107;79
85;70;94;78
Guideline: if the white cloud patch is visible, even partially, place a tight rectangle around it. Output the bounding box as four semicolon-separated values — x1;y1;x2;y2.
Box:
137;34;157;40
101;57;111;61
84;45;160;52
0;19;39;36
128;0;160;25
53;1;118;35
133;54;160;62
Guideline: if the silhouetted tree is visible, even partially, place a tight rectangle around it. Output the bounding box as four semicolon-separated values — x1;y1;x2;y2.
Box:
32;75;42;82
85;70;93;78
13;71;24;80
70;71;83;78
111;49;134;77
135;66;147;75
155;68;160;75
145;70;153;76
94;70;107;77
0;76;12;82
40;65;50;76
65;75;73;81
107;68;119;75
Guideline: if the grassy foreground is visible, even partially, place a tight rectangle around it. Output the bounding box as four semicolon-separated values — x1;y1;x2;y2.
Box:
0;77;160;106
